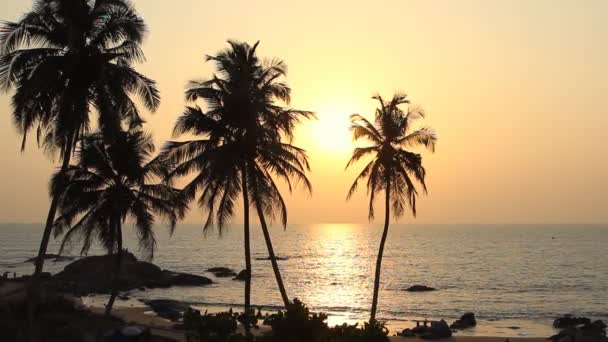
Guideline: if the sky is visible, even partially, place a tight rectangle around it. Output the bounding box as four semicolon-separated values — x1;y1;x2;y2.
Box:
0;0;607;225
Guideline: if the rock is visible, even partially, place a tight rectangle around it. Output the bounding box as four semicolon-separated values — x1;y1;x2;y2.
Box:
405;285;437;292
25;254;76;263
53;252;212;294
554;315;592;329
450;312;477;329
398;328;416;337
205;267;237;277
144;299;190;321
550;319;607;342
421;320;452;339
233;269;249;281
255;256;288;261
161;271;213;286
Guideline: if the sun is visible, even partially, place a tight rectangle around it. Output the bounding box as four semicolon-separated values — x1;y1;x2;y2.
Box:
305;104;354;154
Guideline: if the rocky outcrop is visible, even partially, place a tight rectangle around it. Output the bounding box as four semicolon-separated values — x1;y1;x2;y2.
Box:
233;269;249;281
405;285;437;292
399;320;452;339
554;315;592;329
25;254;77;263
53;252;212;294
205;267;237;277
549;319;607;342
450;312;477;329
255;256;288;261
143;299;190;321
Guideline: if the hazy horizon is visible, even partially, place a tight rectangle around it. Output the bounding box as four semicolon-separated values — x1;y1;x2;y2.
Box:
1;0;607;225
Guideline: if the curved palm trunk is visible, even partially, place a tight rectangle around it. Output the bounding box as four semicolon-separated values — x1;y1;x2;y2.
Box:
370;179;391;323
241;170;253;339
34;135;75;276
253;200;290;308
27;135;75;342
105;221;123;317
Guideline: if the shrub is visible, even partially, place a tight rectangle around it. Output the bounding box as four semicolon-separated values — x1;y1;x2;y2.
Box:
328;321;389;342
261;298;329;342
183;307;246;342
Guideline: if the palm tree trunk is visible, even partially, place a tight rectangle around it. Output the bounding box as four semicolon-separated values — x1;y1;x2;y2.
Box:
253;199;290;308
26;135;74;342
105;221;123;317
34;135;74;275
241;169;253;339
370;179;391;323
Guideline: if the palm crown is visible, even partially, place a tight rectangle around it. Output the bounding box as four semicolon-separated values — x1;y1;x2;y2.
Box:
53;130;187;259
0;0;159;155
164;41;313;231
347;94;437;219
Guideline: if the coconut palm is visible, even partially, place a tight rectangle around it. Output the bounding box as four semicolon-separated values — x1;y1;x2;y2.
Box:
162;41;313;313
346;94;437;322
52;129;187;316
0;0;159;276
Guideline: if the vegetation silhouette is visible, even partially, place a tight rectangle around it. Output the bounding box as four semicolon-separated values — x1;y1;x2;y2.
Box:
161;40;314;319
346;94;436;322
0;0;159;277
52;129;187;316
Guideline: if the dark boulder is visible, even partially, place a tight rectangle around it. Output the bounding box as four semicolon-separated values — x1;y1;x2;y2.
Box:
421;320;452;339
161;271;213;286
255;256;288;261
53;252;212;294
144;299;190;321
398;328;416;337
205;267;237;277
554;315;592;329
405;285;437;292
450;312;477;329
550;320;607;342
25;254;76;263
233;269;249;281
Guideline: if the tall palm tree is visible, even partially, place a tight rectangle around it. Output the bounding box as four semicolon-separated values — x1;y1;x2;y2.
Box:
346;94;437;323
162;41;313;312
52;129;187;316
0;0;160;277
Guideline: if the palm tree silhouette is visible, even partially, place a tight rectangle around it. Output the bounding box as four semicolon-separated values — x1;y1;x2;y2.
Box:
53;129;187;316
346;94;436;322
162;41;313;312
0;0;159;277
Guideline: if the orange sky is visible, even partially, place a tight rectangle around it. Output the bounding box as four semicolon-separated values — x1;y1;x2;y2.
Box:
0;0;607;225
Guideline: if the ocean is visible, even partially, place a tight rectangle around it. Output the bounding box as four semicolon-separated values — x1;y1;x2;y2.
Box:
1;223;606;337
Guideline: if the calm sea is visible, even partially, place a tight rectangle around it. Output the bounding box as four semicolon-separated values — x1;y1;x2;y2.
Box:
1;223;607;337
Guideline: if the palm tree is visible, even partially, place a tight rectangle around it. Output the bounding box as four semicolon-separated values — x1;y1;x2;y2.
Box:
0;0;160;277
162;41;313;313
52;129;187;316
346;94;437;323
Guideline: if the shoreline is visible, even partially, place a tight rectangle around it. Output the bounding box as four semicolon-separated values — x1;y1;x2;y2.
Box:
81;294;558;338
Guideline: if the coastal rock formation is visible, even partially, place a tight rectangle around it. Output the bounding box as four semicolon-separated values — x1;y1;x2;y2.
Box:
549;319;607;342
399;320;452;339
450;312;477;329
553;314;592;328
405;285;437;292
53;252;212;294
233;269;249;281
25;254;76;263
143;299;190;321
255;256;289;261
205;267;237;277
